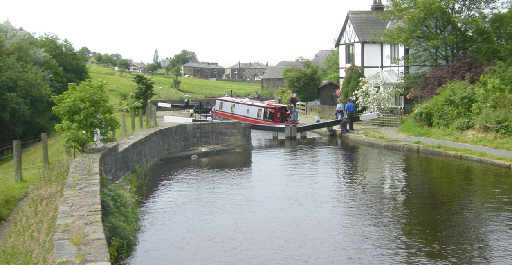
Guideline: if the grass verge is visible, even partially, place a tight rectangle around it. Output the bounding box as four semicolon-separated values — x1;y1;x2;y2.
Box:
0;157;71;265
400;118;512;151
101;167;148;264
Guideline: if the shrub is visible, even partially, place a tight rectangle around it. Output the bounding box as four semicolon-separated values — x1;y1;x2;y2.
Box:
341;66;364;103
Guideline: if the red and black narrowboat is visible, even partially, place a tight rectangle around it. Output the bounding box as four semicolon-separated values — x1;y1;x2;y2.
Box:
211;97;297;127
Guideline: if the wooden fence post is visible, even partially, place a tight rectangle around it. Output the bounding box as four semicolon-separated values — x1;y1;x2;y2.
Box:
13;140;22;182
146;102;151;128
152;104;158;127
130;110;136;133
42;133;49;177
139;109;143;129
122;113;127;137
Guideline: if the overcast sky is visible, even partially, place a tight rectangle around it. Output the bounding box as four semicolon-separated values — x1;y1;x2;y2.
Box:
1;0;375;67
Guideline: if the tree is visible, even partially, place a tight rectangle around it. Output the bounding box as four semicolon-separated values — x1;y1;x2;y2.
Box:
52;80;119;152
117;58;132;70
283;61;321;102
341;66;364;103
78;46;91;57
133;74;155;111
320;50;339;83
146;63;160;73
382;0;504;65
170;66;181;89
37;34;89;94
166;50;198;72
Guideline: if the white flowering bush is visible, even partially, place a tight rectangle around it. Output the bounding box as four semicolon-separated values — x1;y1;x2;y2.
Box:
353;74;401;113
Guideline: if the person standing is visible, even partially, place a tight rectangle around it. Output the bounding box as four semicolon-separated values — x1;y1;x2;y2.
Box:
335;98;348;132
288;93;298;121
345;98;356;130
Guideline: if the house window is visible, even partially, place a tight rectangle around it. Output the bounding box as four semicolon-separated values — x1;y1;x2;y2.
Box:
345;44;355;65
391;44;399;63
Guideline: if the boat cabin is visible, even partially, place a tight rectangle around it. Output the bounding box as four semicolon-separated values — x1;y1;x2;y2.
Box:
213;97;292;125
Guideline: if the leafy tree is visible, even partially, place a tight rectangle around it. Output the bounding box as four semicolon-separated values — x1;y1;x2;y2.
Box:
382;0;504;65
133;74;155;111
170;66;181;88
0;54;53;145
78;46;91;57
52;80;119;152
341;66;364;103
166;50;198;72
37;34;89;94
146;63;160;73
117;58;132;70
320;50;339;83
283;61;321;102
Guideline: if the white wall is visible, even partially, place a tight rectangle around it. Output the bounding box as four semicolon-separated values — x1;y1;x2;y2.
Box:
364;43;381;67
354;43;362;67
339;45;346;78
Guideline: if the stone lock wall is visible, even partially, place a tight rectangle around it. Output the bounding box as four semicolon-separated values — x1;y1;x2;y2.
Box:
54;121;251;265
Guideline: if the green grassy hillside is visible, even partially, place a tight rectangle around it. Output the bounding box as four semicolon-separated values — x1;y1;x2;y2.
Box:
88;64;262;103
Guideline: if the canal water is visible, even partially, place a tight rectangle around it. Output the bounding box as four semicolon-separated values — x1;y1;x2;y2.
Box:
129;131;512;265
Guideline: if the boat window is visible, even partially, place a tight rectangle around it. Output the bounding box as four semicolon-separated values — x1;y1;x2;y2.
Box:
219;101;224;111
264;108;274;121
246;108;250;115
257;109;262;119
231;103;235;113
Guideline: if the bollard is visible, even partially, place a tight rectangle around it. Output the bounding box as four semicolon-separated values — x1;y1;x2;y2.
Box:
42;133;49;177
139;109;143;129
122;113;127;137
130;111;136;133
13;140;22;182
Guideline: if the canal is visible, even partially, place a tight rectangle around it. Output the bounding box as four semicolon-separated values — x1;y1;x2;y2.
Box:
129;131;512;265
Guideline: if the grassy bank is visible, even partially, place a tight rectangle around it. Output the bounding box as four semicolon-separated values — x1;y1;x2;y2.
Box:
101;167;148;264
0;136;69;222
0;156;70;265
88;64;262;103
400;119;512;151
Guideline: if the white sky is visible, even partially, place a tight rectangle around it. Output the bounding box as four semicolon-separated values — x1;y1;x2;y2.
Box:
1;0;374;67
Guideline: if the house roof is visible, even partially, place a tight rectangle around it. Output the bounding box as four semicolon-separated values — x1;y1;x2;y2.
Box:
262;61;304;79
229;62;267;69
336;11;388;46
312;50;335;67
183;62;224;69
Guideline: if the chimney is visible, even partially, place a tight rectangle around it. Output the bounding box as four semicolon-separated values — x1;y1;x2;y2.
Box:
371;0;384;12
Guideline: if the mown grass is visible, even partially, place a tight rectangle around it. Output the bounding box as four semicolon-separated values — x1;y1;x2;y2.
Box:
400;118;512;151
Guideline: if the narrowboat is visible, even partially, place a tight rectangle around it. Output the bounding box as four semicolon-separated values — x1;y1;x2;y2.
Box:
211;97;297;127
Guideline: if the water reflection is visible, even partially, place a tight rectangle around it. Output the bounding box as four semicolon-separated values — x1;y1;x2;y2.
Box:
129;131;512;265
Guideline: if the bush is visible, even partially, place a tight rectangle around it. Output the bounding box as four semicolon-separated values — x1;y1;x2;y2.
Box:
412;62;512;136
341;66;364;103
274;87;292;104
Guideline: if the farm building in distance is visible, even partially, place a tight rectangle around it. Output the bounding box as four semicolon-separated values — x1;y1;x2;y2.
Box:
225;62;267;81
261;61;304;91
182;62;225;80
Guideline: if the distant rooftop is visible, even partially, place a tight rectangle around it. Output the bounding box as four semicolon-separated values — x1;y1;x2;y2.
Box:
183;62;224;68
229;62;267;69
312;50;335;67
262;61;304;79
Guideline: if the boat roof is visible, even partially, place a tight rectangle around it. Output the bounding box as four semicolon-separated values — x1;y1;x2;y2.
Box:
217;96;287;108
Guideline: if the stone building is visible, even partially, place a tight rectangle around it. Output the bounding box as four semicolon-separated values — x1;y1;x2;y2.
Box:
261;61;304;91
225;62;267;80
182;62;225;80
312;50;335;68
